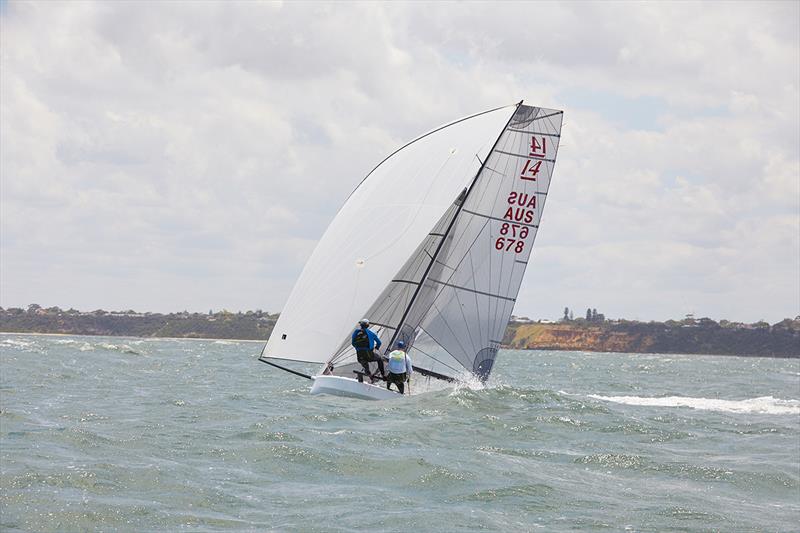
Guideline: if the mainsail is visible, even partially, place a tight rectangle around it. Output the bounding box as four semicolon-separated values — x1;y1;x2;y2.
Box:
261;102;563;389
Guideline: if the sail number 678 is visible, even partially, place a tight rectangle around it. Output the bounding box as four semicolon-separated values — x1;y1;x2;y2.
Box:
495;237;525;253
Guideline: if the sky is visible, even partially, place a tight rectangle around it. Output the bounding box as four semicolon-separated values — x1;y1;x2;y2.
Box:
1;1;798;323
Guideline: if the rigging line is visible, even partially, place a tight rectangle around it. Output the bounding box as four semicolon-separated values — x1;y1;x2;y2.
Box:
541;113;563;150
490;142;516;334
328;325;367;364
416;324;460;364
467;245;483;352
471;126;511;210
484;133;517;335
461;210;539;227
406;223;486;332
424;217;490;312
524;114;561;239
453;278;478;355
431;200;494;288
475;154;484;165
331;282;409;364
428;155;504;280
426;273;519;301
381;287;413;342
531;110;563;122
507;128;561;137
411;354;461;382
385;104;522;351
341;103;519;205
428;299;473;363
329;347;353;365
413;304;464;366
488;212;494;340
258;355;323;366
433;257;457;273
392;279;420;286
411;343;462;376
501;240;523;328
258;357;313;381
413;364;458;383
483;165;504;176
413;328;464;375
495;150;556;163
500;132;523;311
431;219;494;354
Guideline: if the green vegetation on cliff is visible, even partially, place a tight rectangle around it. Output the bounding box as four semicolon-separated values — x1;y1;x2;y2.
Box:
0;306;277;340
504;317;800;357
2;305;798;357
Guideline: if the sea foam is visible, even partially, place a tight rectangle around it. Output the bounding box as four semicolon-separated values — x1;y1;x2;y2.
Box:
585;394;800;415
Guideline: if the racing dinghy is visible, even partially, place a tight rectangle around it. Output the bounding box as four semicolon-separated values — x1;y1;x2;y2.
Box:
259;101;563;399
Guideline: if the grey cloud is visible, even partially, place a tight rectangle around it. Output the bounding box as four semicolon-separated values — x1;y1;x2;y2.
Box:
1;1;797;322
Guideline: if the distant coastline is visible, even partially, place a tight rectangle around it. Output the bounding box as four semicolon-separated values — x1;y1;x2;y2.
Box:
0;306;277;341
503;318;799;358
1;305;798;358
0;331;265;343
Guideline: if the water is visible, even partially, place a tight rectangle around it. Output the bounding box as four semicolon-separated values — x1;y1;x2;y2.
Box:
1;334;798;532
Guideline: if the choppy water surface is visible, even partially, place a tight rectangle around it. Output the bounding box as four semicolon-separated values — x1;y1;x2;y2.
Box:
1;334;798;532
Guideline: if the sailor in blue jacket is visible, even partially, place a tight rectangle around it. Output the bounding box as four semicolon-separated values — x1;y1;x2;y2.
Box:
351;318;386;380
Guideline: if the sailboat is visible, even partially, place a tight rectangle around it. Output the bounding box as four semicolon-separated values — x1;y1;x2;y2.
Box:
259;101;563;400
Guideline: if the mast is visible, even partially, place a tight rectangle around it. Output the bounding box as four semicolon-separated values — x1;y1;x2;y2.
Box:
384;101;524;355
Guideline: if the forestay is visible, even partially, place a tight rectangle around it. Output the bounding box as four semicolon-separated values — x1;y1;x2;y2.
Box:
325;104;563;385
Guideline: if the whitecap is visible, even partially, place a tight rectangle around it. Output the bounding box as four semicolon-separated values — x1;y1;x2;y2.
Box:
1;339;34;348
586;394;800;415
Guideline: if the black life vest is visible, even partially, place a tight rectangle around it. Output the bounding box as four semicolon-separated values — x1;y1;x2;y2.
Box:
353;328;370;350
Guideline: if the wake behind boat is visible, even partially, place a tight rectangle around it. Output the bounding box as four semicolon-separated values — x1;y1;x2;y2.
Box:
259;101;563;399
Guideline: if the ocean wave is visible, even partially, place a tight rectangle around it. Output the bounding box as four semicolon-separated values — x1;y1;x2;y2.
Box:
1;338;35;349
73;342;141;355
98;343;140;355
585;394;800;415
0;338;43;354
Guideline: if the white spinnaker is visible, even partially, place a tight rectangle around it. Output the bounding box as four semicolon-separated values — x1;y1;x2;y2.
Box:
262;105;518;364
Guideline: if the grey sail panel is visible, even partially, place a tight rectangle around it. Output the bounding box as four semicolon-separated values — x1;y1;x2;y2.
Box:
326;200;462;376
401;105;563;382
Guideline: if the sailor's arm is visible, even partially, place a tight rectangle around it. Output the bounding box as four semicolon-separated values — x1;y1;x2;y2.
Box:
372;330;382;350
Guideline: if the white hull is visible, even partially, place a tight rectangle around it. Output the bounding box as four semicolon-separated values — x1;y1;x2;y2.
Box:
310;375;402;401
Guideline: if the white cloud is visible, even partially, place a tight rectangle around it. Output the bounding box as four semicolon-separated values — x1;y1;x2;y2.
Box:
1;0;797;323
